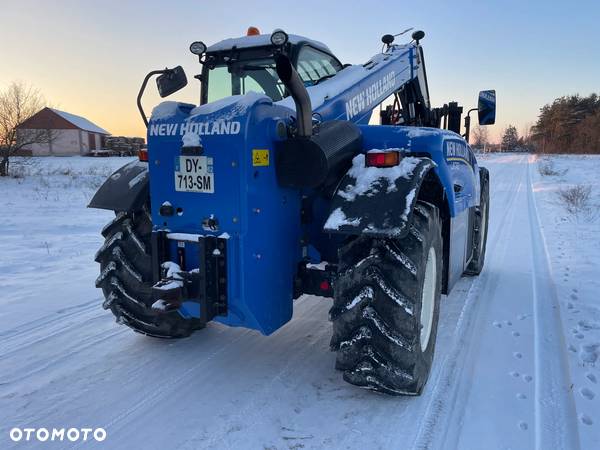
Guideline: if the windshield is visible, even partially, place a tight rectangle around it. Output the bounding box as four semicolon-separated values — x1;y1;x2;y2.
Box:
203;47;342;104
206;58;285;103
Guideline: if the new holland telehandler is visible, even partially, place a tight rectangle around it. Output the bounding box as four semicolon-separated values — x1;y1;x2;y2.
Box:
90;27;495;395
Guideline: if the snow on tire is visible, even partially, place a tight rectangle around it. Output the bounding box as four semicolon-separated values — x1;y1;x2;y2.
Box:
330;201;443;395
95;204;203;338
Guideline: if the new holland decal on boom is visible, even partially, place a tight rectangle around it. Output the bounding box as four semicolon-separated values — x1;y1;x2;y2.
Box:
89;27;496;395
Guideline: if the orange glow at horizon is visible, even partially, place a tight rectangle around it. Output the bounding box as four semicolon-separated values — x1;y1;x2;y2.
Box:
2;1;597;145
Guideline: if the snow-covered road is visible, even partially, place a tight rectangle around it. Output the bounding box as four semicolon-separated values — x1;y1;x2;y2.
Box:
1;154;598;449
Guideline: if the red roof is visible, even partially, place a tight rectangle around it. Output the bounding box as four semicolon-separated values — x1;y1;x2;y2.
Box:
17;107;110;135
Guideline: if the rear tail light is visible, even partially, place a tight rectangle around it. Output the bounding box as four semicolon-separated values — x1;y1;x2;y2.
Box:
365;150;400;168
138;148;148;162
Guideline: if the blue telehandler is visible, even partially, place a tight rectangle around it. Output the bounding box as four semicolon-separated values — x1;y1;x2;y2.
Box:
90;28;495;395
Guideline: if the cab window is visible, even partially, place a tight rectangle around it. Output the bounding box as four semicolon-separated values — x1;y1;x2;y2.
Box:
206;59;284;103
296;46;342;86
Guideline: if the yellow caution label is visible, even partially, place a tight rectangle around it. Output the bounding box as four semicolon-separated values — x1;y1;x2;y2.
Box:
252;149;269;167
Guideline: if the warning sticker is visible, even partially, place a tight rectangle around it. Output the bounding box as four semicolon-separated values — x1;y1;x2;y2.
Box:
252;149;269;167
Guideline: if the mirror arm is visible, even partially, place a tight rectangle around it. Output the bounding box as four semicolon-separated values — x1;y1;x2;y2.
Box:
137;69;170;128
463;107;478;144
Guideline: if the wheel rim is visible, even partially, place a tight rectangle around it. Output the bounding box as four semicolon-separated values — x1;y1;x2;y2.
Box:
420;246;437;352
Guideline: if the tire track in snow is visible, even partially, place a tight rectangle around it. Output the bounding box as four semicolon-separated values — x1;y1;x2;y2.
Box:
92;329;253;438
526;156;580;450
411;154;528;449
0;299;102;354
0;298;100;340
1;326;127;385
0;305;106;359
181;306;331;450
82;295;323;450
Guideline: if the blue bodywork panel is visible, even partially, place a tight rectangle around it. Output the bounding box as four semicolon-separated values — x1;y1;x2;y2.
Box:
277;43;417;125
148;96;302;335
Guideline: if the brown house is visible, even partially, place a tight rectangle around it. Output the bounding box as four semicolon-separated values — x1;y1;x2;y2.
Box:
16;107;110;156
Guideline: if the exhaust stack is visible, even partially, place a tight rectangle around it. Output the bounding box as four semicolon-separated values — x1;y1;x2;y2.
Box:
275;54;312;137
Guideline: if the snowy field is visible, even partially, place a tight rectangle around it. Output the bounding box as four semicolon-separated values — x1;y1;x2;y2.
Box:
0;154;599;449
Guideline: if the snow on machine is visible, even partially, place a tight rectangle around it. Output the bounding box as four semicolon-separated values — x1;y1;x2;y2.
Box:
89;27;495;395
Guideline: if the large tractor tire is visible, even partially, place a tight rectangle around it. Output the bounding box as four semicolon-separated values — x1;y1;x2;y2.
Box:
465;167;490;275
330;201;443;395
95;204;203;338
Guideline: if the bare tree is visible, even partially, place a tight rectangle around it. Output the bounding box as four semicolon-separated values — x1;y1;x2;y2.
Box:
471;125;490;151
0;82;55;176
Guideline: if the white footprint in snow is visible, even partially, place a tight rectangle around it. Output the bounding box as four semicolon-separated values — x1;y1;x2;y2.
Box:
586;373;597;384
580;414;593;425
580;387;595;400
578;320;600;331
580;344;599;364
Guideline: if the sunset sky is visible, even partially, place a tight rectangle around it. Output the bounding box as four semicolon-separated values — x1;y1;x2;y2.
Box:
1;0;599;143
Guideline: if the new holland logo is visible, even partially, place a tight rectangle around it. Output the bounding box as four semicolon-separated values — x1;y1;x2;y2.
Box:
445;140;473;168
446;141;469;159
345;71;396;120
149;121;241;137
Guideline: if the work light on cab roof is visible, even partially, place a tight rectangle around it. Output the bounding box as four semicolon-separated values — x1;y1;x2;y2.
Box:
189;41;206;56
270;29;289;46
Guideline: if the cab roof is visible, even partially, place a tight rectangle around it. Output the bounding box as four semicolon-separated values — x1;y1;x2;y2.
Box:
206;33;332;54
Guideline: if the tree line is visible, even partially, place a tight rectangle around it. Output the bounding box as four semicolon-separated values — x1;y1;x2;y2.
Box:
472;123;530;152
530;93;600;154
472;93;600;153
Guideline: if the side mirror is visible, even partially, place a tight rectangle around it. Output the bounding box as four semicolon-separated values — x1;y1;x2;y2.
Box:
156;66;188;98
478;90;496;125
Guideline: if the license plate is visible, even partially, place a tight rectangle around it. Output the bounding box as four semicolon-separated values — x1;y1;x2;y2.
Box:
174;156;214;193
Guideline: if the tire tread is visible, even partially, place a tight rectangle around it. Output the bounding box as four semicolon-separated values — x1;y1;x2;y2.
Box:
330;200;442;395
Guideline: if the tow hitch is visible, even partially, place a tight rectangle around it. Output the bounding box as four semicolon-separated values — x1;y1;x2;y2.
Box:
150;233;228;325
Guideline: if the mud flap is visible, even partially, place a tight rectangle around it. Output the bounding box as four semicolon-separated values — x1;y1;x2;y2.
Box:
323;155;437;238
88;160;149;212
